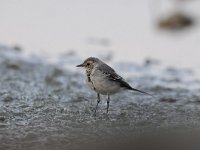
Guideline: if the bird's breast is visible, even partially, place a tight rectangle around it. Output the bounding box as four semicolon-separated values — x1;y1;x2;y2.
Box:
85;72;96;91
89;71;121;95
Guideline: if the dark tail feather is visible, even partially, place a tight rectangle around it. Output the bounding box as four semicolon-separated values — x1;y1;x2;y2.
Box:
130;87;153;96
118;80;153;96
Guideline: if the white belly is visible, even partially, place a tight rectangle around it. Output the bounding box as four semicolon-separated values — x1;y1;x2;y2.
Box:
87;71;121;95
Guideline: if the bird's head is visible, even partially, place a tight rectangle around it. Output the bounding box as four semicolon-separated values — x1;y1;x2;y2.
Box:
76;57;100;70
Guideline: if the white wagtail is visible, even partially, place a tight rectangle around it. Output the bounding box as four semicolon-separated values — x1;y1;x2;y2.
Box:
76;57;152;114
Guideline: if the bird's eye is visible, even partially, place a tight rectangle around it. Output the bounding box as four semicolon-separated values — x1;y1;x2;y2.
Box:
86;63;90;66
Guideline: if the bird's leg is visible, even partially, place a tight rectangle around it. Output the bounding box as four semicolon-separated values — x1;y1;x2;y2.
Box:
94;93;100;115
107;95;110;113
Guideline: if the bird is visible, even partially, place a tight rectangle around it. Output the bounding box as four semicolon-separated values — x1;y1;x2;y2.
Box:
76;57;152;115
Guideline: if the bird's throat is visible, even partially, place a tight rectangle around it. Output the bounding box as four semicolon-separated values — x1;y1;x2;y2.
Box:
86;70;91;82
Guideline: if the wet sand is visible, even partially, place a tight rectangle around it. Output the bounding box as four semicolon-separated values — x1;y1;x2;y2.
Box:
0;46;200;150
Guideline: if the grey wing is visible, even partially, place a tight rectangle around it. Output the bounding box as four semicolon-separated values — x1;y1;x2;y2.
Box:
98;63;153;96
99;63;133;90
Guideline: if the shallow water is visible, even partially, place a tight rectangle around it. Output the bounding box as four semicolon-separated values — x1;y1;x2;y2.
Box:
0;46;200;149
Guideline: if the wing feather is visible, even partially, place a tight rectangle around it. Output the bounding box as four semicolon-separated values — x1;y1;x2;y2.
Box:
98;63;133;90
98;62;152;96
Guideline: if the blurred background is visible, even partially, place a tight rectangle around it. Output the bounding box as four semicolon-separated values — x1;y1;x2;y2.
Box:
1;1;200;150
0;0;199;68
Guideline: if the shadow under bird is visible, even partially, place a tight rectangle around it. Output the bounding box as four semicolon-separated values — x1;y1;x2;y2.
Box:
76;57;152;115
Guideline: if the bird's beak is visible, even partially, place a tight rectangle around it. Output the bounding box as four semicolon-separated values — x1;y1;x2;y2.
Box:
76;63;84;67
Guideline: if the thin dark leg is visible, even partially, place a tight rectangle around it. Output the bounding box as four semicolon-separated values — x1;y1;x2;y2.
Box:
94;93;100;115
107;95;110;113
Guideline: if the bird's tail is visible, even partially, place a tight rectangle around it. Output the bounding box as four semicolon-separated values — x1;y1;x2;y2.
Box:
130;87;153;96
118;79;153;96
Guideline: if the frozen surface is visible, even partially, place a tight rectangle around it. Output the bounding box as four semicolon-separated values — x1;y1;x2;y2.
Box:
0;47;200;149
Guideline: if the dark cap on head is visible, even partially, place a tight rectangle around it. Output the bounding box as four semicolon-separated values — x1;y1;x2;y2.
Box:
76;57;100;67
84;57;99;63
